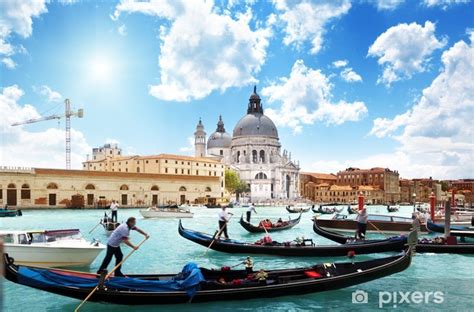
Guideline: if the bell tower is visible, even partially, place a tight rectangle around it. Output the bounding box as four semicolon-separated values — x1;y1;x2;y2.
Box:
247;85;263;114
194;118;206;157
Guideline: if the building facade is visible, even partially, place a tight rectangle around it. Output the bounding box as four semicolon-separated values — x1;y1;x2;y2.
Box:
195;87;300;201
82;148;226;200
0;167;221;208
399;178;442;203
336;167;400;203
299;172;337;201
309;184;384;204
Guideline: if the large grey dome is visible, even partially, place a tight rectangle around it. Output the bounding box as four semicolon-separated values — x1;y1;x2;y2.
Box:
233;113;279;138
208;131;232;148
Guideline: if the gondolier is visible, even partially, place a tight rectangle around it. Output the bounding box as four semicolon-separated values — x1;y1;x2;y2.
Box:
110;200;119;223
217;206;233;240
246;204;257;222
355;208;368;239
97;217;149;277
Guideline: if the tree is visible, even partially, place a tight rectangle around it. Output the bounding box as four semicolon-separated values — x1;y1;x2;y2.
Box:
235;181;250;201
225;169;250;201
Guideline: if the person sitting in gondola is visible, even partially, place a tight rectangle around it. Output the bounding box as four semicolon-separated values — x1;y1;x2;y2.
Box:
275;218;283;227
263;235;272;245
243;256;254;274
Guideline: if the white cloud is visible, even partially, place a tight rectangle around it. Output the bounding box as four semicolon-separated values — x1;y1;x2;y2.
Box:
374;0;405;10
368;21;447;86
340;67;362;82
1;57;16;69
332;59;348;68
105;138;120;145
179;136;195;153
0;85;90;169
367;31;474;179
423;0;471;9
117;24;127;36
33;85;62;102
0;0;47;68
273;0;351;55
113;0;272;102
262;60;367;133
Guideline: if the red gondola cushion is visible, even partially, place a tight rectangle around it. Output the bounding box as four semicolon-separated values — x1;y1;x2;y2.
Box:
304;271;322;278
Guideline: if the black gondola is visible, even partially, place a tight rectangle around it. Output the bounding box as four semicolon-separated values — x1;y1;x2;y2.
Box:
179;221;410;257
311;205;343;214
427;220;474;238
314;221;474;254
239;213;301;233
387;205;399;213
347;206;358;214
3;245;413;305
100;213;119;232
286;205;310;213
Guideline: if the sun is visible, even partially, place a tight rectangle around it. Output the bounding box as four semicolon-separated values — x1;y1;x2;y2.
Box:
89;56;113;82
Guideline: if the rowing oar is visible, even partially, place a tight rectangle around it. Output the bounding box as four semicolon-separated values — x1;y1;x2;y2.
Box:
204;215;233;255
368;221;388;237
74;236;149;312
88;221;102;234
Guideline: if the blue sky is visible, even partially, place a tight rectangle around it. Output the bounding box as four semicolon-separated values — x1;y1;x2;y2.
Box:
0;0;473;179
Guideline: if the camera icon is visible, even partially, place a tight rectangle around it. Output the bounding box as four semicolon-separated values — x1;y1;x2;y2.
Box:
352;290;369;304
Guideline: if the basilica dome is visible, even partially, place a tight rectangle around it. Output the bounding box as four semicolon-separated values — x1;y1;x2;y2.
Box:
232;86;279;139
207;115;232;148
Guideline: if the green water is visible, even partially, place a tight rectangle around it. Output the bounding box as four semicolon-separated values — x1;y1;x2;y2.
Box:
1;206;473;311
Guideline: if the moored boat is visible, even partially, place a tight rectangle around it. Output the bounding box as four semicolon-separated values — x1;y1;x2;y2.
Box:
314;221;474;254
179;221;411;257
286;204;310;213
0;208;22;217
239;213;301;233
3;245;414;305
311;205;342;214
0;229;105;267
315;214;428;234
426;220;474;238
140;206;194;219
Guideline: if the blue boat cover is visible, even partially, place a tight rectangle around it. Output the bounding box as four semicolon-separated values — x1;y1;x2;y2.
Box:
17;262;205;298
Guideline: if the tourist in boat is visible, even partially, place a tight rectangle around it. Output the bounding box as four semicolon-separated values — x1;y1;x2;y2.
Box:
243;256;254;273
110;200;119;223
97;217;149;277
246;204;257;222
355;208;368;239
217;206;233;240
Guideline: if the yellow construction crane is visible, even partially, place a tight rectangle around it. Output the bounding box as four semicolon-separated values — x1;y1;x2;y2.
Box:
11;99;84;169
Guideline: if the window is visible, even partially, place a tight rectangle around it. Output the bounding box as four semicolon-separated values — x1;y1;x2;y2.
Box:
236;151;240;163
179;186;187;192
252;150;257;163
205;187;212;192
175;168;178;174
175;160;178;164
46;183;58;189
165;160;168;163
187;169;190;174
156;160;158;163
209;172;211;176
196;163;199;166
165;168;168;173
21;184;30;199
120;184;129;191
85;184;95;190
125;168;128;172
137;167;140;173
110;150;112;154
259;150;265;163
146;160;149;164
255;172;267;179
196;170;199;175
137;161;139;164
182;161;184;165
151;185;159;191
181;169;184;174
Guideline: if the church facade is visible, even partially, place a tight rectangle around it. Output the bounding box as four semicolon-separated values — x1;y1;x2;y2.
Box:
195;87;300;201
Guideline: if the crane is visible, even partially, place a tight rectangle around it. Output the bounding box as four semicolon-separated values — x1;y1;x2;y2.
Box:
11;98;84;169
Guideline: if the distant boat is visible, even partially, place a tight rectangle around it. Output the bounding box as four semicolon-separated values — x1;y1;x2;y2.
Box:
239;213;301;233
140;206;193;219
387;205;399;213
286;204;311;213
427;220;474;238
0;208;22;217
100;213;120;232
0;229;105;267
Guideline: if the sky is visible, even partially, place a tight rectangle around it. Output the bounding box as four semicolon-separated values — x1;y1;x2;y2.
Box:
0;0;473;179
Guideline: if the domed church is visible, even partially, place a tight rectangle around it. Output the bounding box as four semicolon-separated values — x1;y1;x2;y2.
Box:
194;86;300;201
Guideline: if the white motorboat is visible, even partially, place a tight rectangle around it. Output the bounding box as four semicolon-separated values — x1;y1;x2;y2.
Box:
0;229;105;267
140;207;194;218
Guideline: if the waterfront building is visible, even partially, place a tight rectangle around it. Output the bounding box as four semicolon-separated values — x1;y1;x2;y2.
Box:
336;167;400;203
0;167;221;208
309;183;384;204
196;87;300;201
399;178;442;203
299;172;337;200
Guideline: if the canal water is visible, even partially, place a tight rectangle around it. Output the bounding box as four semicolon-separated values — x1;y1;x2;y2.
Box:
1;206;473;311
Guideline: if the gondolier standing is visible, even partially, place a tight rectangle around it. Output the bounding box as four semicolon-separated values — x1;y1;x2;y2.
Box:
355;208;368;239
246;204;257;222
110;200;119;223
97;217;149;277
217;206;233;240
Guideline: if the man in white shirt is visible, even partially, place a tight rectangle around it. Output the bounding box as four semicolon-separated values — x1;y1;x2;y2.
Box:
217;206;233;239
110;200;119;223
246;204;257;222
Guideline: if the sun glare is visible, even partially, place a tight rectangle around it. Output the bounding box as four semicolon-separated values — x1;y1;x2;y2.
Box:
89;56;113;83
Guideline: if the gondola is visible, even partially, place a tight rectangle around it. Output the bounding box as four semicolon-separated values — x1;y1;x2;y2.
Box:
0;209;22;217
314;221;474;254
100;213;119;232
315;214;428;234
311;205;342;214
286;205;310;213
427;220;474;238
239;213;301;233
179;221;411;257
3;245;413;305
387;205;399;213
347;206;358;214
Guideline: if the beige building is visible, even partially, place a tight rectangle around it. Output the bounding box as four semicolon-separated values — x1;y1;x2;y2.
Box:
0;167;221;208
310;184;384;204
83;144;226;199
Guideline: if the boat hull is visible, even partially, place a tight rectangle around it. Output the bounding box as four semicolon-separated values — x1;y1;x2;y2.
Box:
315;217;428;234
3;244;105;267
239;214;301;233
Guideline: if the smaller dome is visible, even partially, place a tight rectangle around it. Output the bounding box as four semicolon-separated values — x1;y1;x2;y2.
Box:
207;132;232;149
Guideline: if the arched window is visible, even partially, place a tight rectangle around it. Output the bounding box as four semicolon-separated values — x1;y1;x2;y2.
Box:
21;184;30;200
205;186;212;192
46;183;58;189
120;184;129;191
179;186;187;192
151;185;159;191
252;150;257;163
85;184;95;190
236;151;240;163
255;172;267;180
259;150;265;163
7;183;16;189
